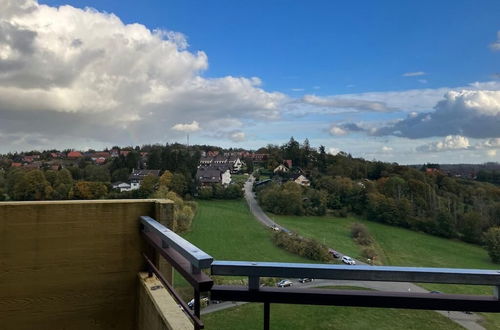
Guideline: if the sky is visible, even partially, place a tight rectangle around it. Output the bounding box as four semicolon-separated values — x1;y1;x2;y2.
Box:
0;0;499;164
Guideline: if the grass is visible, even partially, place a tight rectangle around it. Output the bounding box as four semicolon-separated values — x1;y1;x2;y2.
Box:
231;174;249;185
269;213;500;329
183;200;309;263
203;302;462;330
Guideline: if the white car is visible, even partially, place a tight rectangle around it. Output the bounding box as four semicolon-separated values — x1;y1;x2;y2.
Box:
277;279;293;287
341;256;356;265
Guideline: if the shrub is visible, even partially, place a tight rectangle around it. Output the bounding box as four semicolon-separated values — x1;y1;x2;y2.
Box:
350;222;374;246
272;231;330;262
484;227;500;263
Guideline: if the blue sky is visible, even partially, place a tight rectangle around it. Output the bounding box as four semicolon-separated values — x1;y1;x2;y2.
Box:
1;0;500;163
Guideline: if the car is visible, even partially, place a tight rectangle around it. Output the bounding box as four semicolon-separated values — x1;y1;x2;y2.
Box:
187;297;210;309
298;278;313;283
270;225;280;231
329;249;341;258
341;256;356;265
276;279;293;287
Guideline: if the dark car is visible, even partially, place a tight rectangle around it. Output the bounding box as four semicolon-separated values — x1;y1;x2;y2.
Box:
298;278;313;283
329;249;340;258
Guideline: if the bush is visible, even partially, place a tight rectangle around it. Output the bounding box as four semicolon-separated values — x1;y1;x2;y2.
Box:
272;231;330;262
484;227;500;263
361;246;378;260
350;222;374;246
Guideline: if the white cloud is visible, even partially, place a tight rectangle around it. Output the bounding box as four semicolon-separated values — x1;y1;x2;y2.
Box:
417;135;470;152
376;89;500;138
381;146;393;152
418;79;428;84
329;126;348;136
487;149;497;157
172;121;200;133
490;31;500;51
0;0;284;151
229;131;245;142
328;147;340;155
402;71;426;77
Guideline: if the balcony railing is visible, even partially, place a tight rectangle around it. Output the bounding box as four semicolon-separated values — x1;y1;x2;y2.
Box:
141;216;500;330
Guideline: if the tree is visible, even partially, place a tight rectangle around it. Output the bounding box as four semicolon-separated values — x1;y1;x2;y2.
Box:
159;170;173;188
111;168;130;182
170;173;187;195
13;170;52;200
139;175;159;197
70;181;108;199
484;227;500;263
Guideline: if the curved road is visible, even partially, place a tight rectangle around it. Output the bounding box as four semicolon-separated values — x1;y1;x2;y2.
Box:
203;176;485;330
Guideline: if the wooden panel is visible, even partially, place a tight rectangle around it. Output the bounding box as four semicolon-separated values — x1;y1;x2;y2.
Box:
0;199;173;330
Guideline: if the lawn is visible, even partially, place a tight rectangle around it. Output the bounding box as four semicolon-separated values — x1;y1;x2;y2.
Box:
203;302;462;330
269;213;500;328
182;200;309;262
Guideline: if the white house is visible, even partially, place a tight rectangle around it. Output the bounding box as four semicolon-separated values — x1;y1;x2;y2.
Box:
273;164;289;173
128;169;160;190
112;182;132;192
228;156;244;172
291;174;310;187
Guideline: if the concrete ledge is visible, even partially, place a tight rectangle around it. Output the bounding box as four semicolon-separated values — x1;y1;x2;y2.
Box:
137;272;192;330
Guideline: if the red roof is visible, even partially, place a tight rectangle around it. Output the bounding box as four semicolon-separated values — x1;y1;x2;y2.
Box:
67;151;83;158
120;150;130;156
11;162;22;167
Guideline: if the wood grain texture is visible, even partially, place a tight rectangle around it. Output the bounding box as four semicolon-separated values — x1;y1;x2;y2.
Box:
0;199;173;330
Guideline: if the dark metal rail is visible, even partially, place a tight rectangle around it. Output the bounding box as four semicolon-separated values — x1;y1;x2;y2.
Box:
143;254;204;329
212;260;500;285
139;216;500;330
140;216;213;330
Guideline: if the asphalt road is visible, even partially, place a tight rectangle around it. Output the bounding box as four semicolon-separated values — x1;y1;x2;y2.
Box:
202;175;486;330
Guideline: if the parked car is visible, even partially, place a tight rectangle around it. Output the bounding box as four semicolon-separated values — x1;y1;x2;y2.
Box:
298;278;313;283
277;279;293;287
329;249;340;258
341;256;356;265
187;297;210;309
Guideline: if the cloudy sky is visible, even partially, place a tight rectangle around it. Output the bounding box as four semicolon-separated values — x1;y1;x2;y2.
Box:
0;0;499;164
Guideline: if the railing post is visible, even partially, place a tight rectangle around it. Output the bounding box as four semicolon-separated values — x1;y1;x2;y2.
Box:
249;276;260;291
494;286;500;299
264;302;270;330
194;288;201;329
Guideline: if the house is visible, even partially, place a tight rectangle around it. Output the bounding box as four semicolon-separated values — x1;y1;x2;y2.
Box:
213;154;228;164
128;169;160;190
273;164;289;173
112;182;132;192
11;162;22;168
228;155;244;172
67;151;83;159
207;151;219;157
120;150;131;157
290;174;310;186
196;165;231;186
110;148;120;157
94;157;107;165
283;159;292;168
199;156;213;166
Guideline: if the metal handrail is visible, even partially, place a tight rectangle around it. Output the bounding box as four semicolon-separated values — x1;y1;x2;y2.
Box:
141;216;213;271
212;260;500;286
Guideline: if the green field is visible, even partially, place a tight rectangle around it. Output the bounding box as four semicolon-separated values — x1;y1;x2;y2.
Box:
183;200;308;262
182;200;470;330
269;213;500;328
203;302;462;330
